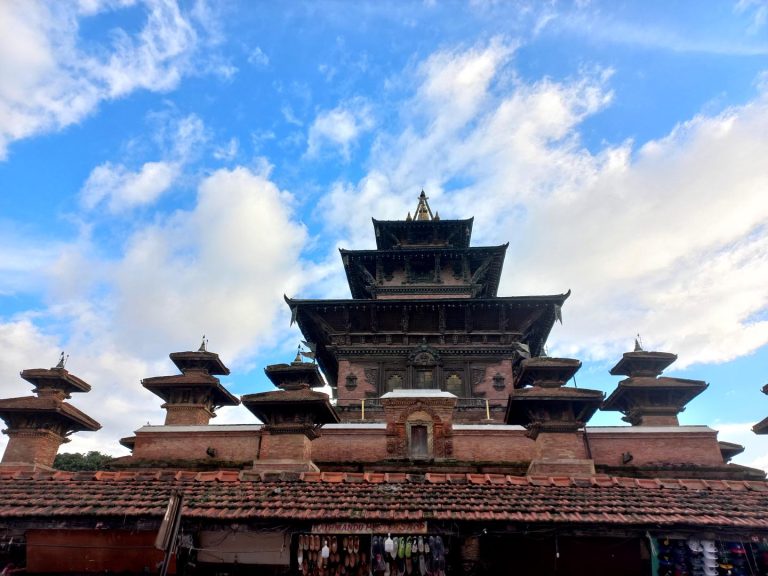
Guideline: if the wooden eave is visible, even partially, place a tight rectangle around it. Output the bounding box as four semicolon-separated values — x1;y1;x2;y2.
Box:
19;368;91;394
340;244;508;299
141;374;240;406
372;217;474;250
753;416;768;435
285;293;569;387
0;396;101;432
241;389;340;424
169;351;230;376
504;387;604;426
602;377;708;412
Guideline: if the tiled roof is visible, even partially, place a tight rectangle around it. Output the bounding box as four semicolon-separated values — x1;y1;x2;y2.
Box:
0;470;767;529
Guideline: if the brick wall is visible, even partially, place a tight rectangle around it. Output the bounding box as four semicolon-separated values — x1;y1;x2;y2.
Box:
533;432;588;460
132;429;261;462
127;424;727;469
163;404;214;426
472;360;515;402
2;429;65;467
588;429;724;467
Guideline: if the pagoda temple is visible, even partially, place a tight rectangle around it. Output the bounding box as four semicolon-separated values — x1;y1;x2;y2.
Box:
0;193;767;575
287;191;568;422
0;355;100;468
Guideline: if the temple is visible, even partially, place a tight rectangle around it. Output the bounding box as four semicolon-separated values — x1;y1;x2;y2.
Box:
0;193;767;575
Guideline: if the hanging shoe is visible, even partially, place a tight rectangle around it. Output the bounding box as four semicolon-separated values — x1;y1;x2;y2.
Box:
398;536;405;558
405;537;412;558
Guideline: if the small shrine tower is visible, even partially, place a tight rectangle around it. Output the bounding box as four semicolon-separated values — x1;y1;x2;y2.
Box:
505;357;603;475
242;352;339;473
142;339;240;426
602;344;707;426
0;355;100;468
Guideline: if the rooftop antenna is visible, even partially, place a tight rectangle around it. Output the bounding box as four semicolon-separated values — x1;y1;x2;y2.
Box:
634;334;644;352
54;351;68;369
198;335;208;352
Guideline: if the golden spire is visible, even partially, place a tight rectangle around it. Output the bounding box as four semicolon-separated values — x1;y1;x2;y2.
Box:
412;190;434;221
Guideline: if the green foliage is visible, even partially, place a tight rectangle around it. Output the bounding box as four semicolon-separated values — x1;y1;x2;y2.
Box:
54;451;114;471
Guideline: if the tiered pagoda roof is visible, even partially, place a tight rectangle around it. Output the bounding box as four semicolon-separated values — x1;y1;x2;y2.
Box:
603;347;707;426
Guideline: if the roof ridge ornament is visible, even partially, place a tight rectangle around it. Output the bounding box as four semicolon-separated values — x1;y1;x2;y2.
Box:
198;335;208;352
54;351;68;369
412;190;434;221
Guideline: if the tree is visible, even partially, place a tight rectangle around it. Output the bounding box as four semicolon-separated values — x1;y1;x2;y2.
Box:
54;451;114;471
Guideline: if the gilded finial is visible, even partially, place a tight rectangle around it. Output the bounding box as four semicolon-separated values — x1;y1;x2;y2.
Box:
54;351;68;369
198;335;208;352
634;334;643;352
413;190;434;221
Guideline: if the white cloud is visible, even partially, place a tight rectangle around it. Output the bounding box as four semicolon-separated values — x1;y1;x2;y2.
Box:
247;46;269;67
316;38;768;369
713;422;768;472
213;137;239;161
80;160;179;213
0;0;203;159
306;99;374;160
80;166;309;360
0;165;315;457
78;112;206;213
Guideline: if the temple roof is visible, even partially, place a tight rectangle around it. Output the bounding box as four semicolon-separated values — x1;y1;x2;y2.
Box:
264;361;325;390
141;373;240;407
505;386;604;427
20;367;91;396
0;470;767;531
754;416;768;435
241;388;340;425
372;191;474;250
602;377;708;413
610;351;677;377
0;396;101;432
286;294;568;387
169;350;230;376
340;244;508;299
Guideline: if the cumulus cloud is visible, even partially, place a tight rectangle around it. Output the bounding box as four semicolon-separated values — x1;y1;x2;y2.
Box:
80;161;179;213
78;112;206;213
0;165;314;456
0;0;202;159
307;99;374;160
317;38;768;369
80;166;308;360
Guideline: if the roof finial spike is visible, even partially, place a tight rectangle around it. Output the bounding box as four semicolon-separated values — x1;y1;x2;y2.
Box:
405;211;412;221
413;189;434;221
198;335;207;352
634;334;644;352
54;351;68;369
294;344;303;363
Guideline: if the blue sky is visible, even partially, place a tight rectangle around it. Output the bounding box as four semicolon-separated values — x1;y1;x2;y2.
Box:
1;0;767;470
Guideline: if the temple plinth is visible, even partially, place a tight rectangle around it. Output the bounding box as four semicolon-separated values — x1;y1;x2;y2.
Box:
505;357;602;476
142;341;239;426
242;358;339;473
0;361;100;468
602;349;707;426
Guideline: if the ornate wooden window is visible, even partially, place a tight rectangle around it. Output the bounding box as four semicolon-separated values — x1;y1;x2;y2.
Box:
414;369;433;389
385;374;403;393
445;373;463;396
409;424;429;459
